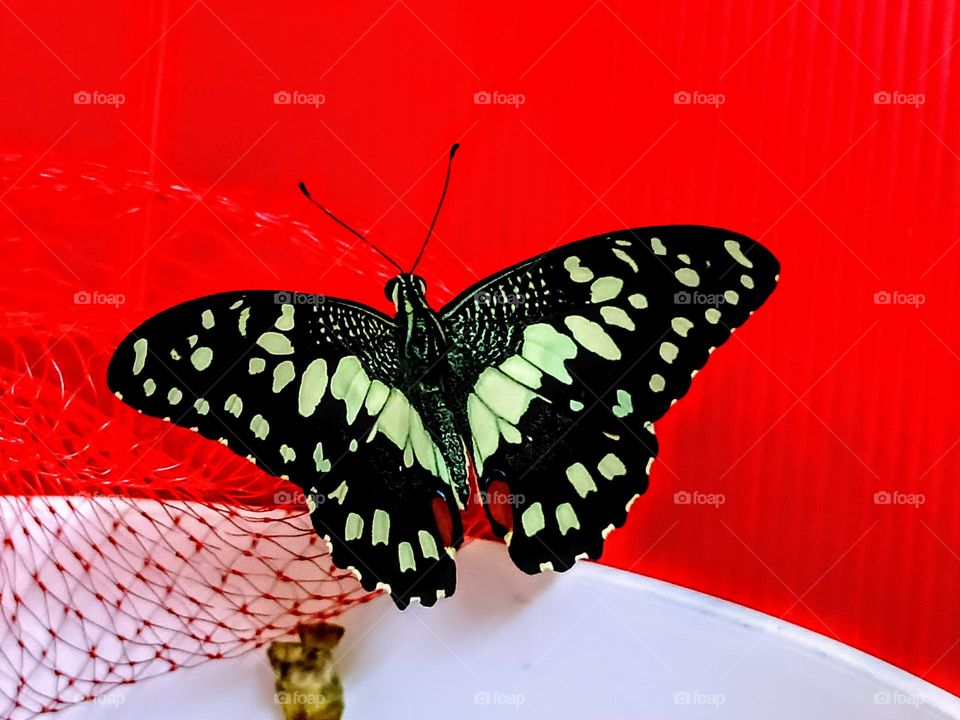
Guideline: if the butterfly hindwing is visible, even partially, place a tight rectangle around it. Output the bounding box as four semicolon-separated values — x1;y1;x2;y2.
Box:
441;226;779;572
107;291;463;607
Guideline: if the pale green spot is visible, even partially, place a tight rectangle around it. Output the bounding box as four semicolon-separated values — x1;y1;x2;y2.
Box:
598;453;627;479
672;317;694;337
500;355;543;389
468;394;500;469
649;374;666;393
563;256;594;283
398;542;416;572
372;391;413;451
249;357;266;374
741;274;754;289
384;401;437;476
590;276;624;303
628;293;648;309
238;308;251;336
705;308;721;324
556;503;580;535
275;304;295;330
194;398;209;415
328;481;348;504
330;356;369;424
298;358;329;417
522;323;578;384
570;399;584;412
191;346;213;371
660;342;679;364
567;463;598;498
313;442;331;473
167;387;183;405
188;335;198;348
201;309;215;329
229;299;243;310
345;513;363;541
678;253;691;264
272;360;296;393
225;393;243;417
280;444;296;463
600;306;635;331
474;367;538;425
170;349;181;361
349;439;358;452
612;389;633;417
651;236;667;255
564;315;621;361
249;414;269;440
364;379;390;415
612;248;638;272
675;268;700;287
372;509;390;546
521;502;545;536
418;530;439;560
132;338;148;375
143;378;156;396
257;331;293;355
724;290;740;305
725;239;754;268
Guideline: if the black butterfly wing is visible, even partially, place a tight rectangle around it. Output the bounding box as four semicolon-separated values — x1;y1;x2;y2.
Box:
440;226;779;573
107;291;463;608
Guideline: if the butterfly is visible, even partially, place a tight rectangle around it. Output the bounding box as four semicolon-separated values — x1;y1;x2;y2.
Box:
108;145;779;609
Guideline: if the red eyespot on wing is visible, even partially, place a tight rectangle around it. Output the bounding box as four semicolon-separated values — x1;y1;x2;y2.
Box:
484;479;514;532
431;496;453;548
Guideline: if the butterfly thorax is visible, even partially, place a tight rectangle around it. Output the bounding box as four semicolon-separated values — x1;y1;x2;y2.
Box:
386;273;469;507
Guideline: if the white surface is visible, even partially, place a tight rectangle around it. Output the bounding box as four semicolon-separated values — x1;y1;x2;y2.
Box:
60;539;960;720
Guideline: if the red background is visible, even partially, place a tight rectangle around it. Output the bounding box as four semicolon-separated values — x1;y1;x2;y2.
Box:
1;0;959;695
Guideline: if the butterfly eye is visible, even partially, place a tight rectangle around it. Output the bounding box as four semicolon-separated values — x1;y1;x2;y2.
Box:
384;278;400;304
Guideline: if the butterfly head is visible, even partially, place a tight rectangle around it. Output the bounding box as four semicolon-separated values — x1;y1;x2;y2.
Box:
385;274;428;311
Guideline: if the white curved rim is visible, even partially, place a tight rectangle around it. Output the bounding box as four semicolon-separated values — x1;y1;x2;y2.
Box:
533;544;960;718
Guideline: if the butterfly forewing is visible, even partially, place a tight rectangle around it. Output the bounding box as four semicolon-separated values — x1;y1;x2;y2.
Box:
440;226;779;573
107;291;463;607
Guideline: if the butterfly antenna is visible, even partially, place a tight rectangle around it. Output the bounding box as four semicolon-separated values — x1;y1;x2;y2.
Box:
298;181;404;273
409;143;459;274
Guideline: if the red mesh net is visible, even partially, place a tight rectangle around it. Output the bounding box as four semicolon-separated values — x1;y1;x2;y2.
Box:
0;155;390;718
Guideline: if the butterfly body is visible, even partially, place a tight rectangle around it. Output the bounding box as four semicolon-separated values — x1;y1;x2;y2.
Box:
109;224;779;609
